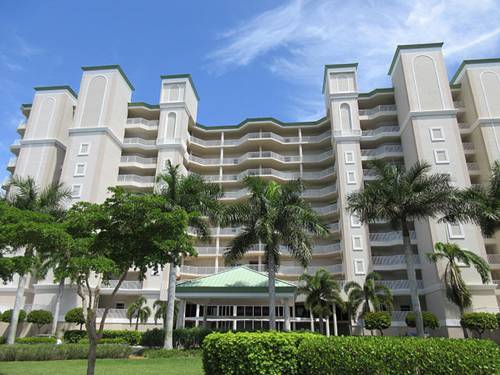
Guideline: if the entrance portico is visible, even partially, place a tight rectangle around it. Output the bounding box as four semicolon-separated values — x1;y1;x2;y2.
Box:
175;266;297;331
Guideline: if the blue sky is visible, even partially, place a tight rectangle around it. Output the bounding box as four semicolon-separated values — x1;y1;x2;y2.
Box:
1;0;500;182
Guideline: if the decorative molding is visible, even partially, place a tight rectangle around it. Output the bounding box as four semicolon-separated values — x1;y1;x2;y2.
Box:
20;138;66;150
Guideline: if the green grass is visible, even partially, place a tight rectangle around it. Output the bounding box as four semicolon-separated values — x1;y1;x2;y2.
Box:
0;356;203;375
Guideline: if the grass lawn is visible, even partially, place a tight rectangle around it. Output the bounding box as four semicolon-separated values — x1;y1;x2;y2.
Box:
0;356;204;375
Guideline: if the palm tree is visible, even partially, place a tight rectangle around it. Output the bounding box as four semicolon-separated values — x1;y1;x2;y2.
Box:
347;160;455;337
344;272;393;335
156;161;222;349
4;176;70;344
299;269;342;335
427;242;491;338
444;161;500;236
127;296;152;330
153;300;178;329
223;177;327;330
342;288;364;335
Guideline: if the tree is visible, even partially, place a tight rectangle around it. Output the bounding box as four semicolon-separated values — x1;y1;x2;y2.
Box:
347;161;456;337
1;309;26;323
153;300;178;330
405;311;439;333
344;272;393;317
427;242;491;338
156;161;222;349
65;307;85;330
444;161;500;236
62;188;192;375
342;290;363;335
223;177;327;331
299;269;342;335
461;312;498;339
127;296;152;330
3;176;70;344
27;309;53;333
364;311;391;336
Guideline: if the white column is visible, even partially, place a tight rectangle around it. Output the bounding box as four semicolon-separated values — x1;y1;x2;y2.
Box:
283;299;291;332
310;311;315;332
326;317;330;336
292;304;296;331
233;305;237;331
203;304;208;328
216;306;219;329
176;300;186;328
195;304;200;327
332;303;338;336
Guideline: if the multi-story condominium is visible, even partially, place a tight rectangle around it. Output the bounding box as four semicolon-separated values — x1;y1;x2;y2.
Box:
1;43;500;337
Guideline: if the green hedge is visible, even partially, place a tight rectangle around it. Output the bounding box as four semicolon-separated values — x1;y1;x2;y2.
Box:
203;332;316;375
63;330;86;343
405;311;439;330
0;344;133;361
461;313;499;338
140;327;213;348
203;332;500;375
15;337;56;345
143;348;201;359
62;329;141;345
1;309;26;323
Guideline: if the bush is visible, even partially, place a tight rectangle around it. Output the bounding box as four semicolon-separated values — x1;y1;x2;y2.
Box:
63;330;86;344
203;332;316;375
0;343;133;361
64;308;85;329
140;327;213;348
405;311;439;330
27;310;53;330
203;333;500;375
497;313;500;328
0;337;6;345
143;348;201;359
15;337;56;344
363;311;391;335
140;328;164;347
79;337;128;345
1;309;26;323
461;312;499;338
101;330;142;345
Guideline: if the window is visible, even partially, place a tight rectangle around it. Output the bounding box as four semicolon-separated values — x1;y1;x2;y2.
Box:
346;171;357;184
430;127;445;141
78;143;90;155
354;259;365;275
400;305;411;312
352;235;363;250
350;215;361;228
74;163;86;177
448;222;465;239
115;302;125;310
344;151;355;164
433;149;449;164
71;184;82;199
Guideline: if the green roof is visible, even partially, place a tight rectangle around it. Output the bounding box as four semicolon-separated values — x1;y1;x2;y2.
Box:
322;63;358;94
388;42;444;76
82;65;135;91
450;58;500;84
34;85;78;99
128;102;160;110
358;88;394;98
176;266;296;294
160;74;200;101
195;116;328;131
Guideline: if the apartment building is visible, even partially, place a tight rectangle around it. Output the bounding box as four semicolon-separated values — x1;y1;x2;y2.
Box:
1;43;500;337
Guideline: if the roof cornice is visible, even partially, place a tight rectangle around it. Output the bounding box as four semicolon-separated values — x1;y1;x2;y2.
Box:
82;65;135;91
160;73;200;101
450;58;500;84
34;85;78;99
322;63;358;94
388;42;444;76
195;116;328;131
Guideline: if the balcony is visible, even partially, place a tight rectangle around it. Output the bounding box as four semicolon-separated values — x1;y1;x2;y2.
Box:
17;122;27;135
120;156;157;169
10;139;21;154
458;123;471;133
278;264;342;276
189;151;301;167
96;308;127;320
196;246;219;256
361;144;403;160
7;157;17;172
462;143;475;154
361;125;400;139
312;243;341;255
358;105;397;117
302;150;335;163
123;137;157;149
301;185;337;198
369;231;417;246
313;203;338;216
126;118;159;130
487;254;500;268
1;176;10;189
117;174;155;188
454;101;464;110
467;163;480;175
372;255;420;270
102;279;143;290
180;265;227;275
378;279;424;293
223;132;301;147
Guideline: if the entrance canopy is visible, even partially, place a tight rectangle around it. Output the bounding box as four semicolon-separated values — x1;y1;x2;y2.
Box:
176;266;297;305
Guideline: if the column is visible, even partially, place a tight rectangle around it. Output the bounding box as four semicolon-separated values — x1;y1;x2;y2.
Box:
332;303;338;336
176;300;186;329
310;311;315;332
233;305;237;331
195;304;200;327
283;299;291;332
203;304;208;328
325;317;330;336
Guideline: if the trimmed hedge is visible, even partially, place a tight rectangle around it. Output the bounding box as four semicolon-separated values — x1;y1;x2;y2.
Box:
1;309;26;323
15;337;56;345
27;310;53;329
0;343;133;361
143;348;201;359
62;329;141;345
64;308;85;329
63;330;86;344
461;312;499;338
363;312;391;335
79;338;127;345
140;327;212;348
202;332;500;375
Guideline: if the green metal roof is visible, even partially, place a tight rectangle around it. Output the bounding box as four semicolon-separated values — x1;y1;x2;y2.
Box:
128;101;160;110
176;266;296;294
387;42;444;76
195;116;328;131
160;73;200;101
450;58;500;84
34;85;78;99
82;65;135;91
358;88;394;98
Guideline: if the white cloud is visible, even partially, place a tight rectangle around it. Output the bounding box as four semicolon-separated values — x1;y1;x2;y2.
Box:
209;0;500;120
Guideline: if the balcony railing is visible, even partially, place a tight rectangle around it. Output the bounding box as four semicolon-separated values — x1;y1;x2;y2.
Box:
123;138;156;146
102;280;143;289
378;279;424;290
361;125;400;137
120;156;157;164
7;157;17;169
372;254;420;266
359;105;397;116
369;231;417;245
23;304;51;312
301;185;337;198
454;101;464;109
126;118;159;128
467;163;479;172
117;174;155;184
312;243;341;254
96;308;127;319
487;254;500;264
462;143;474;152
190;151;301;166
313;204;338;215
361;144;403;158
302;150;335;163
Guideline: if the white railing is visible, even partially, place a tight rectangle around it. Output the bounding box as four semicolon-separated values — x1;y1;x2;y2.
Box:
200;166;335;183
369;231;417;245
11;139;21;147
328;223;340;232
493;280;500;288
487;254;500;264
219;227;243;236
302;131;332;143
189;154;220;165
454;101;464;108
196;247;218;255
378;279;424;290
372;254;420;266
223;132;302;146
467;163;479;171
458;123;470;130
191;151;302;166
126;118;159;128
361;144;403;157
103;280;142;289
189;136;222;147
313;243;341;254
120;156;157;164
23;304;51;312
96;308;127;319
301;185;337;198
462;143;474;151
117;174;155;184
313;204;338;215
359;105;397;116
123;137;156;146
179;266;230;275
361;125;400;137
302;150;334;162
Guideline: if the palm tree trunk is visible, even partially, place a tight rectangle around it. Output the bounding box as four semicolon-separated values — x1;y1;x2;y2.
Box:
402;220;424;337
7;273;28;344
348;315;353;335
163;262;177;349
318;316;324;335
459;306;469;338
51;278;65;337
135;314;139;331
268;253;277;331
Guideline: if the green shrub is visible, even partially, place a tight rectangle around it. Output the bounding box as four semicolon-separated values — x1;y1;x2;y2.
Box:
27;310;53;330
461;312;499;338
363;311;391;335
405;311;439;331
174;327;212;349
101;330;142;345
1;309;26;323
0;343;133;361
63;330;86;344
140;328;164;347
64;308;85;329
203;332;316;375
497;313;500;328
0;337;6;345
79;337;128;345
297;336;499;375
143;348;201;359
15;337;56;344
